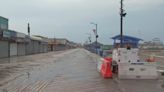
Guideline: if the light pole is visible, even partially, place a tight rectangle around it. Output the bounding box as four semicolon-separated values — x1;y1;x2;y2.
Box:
120;0;126;47
90;22;98;54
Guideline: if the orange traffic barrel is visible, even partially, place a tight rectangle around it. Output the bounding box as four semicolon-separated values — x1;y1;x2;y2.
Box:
101;57;113;78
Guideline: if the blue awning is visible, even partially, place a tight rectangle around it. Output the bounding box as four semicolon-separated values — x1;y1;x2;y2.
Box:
111;35;143;42
111;35;143;48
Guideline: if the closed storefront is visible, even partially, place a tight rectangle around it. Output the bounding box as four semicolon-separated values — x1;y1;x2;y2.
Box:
36;42;40;53
10;43;17;56
40;41;48;53
0;41;9;58
26;41;33;55
55;44;66;51
16;32;26;56
39;44;44;53
33;41;39;54
43;44;48;53
0;30;3;38
17;43;25;56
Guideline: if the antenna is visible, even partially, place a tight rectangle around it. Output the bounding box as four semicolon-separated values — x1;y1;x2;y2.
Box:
120;0;126;47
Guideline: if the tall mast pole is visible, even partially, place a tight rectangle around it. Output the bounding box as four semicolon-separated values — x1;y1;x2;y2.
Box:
120;0;126;47
120;0;123;47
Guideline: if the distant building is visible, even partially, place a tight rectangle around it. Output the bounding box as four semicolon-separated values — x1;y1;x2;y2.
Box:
55;38;68;45
140;38;164;49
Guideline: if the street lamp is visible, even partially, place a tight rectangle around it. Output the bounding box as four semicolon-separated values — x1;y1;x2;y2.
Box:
90;22;98;54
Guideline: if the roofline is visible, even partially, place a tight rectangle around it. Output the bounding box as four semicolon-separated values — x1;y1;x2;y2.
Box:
0;16;8;20
111;35;143;41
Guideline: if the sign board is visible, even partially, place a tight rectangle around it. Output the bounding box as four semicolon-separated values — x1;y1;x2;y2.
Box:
16;32;26;38
10;30;16;38
3;30;10;38
16;38;26;43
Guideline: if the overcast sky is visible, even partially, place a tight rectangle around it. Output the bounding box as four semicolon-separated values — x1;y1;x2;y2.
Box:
0;0;164;44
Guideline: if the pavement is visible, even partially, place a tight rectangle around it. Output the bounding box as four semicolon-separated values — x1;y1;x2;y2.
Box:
0;48;163;92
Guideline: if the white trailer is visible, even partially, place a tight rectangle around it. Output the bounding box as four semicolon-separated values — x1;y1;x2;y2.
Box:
112;48;158;79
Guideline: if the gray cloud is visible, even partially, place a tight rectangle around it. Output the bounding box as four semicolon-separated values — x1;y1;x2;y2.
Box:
0;0;163;44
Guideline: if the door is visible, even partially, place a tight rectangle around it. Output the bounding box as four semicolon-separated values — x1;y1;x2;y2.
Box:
0;41;9;58
17;43;25;56
10;43;17;56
